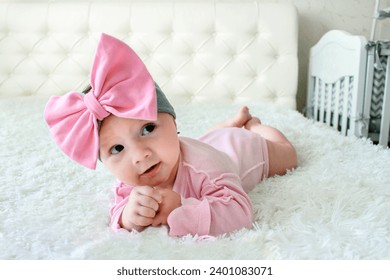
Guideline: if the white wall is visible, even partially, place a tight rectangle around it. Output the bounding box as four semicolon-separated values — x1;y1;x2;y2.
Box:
269;0;390;111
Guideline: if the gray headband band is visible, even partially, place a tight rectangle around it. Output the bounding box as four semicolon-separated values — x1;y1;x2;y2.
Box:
155;83;176;119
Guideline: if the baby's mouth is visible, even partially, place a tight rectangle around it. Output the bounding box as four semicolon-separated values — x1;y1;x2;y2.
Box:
142;163;160;176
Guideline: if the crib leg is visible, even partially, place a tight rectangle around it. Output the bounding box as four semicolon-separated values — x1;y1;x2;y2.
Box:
362;45;376;138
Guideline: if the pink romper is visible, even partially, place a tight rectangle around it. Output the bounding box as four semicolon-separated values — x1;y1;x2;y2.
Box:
110;127;269;237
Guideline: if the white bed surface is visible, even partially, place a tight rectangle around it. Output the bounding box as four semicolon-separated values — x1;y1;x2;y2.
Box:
1;97;389;259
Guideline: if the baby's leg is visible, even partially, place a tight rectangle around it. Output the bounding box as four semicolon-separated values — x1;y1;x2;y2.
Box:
206;106;252;133
245;117;297;176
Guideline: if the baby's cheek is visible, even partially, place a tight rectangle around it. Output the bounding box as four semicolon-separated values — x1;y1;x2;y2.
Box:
116;167;133;183
104;161;126;180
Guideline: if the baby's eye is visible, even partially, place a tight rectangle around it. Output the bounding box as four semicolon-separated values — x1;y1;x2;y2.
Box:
141;123;156;136
110;145;124;155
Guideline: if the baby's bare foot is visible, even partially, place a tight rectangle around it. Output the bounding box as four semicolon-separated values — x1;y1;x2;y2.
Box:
244;116;262;130
206;106;255;133
229;106;252;128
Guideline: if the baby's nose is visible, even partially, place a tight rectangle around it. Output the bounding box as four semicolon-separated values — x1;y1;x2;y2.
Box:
132;146;151;165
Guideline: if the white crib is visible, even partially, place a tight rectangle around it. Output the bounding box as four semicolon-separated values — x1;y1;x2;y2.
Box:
307;0;390;147
306;30;367;137
306;29;390;147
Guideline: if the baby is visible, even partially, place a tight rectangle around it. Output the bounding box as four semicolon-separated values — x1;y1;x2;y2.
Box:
44;34;297;237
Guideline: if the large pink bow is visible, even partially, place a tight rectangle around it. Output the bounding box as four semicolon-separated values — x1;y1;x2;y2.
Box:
44;33;157;169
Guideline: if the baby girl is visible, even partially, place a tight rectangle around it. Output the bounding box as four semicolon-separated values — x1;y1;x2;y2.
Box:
44;33;297;237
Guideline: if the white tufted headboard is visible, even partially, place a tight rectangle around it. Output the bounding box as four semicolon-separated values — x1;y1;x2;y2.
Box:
0;0;298;109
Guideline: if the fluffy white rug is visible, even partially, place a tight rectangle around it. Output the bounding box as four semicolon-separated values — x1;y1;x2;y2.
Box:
0;96;389;259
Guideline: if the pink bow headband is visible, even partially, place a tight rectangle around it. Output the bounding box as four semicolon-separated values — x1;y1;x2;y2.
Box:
44;33;157;169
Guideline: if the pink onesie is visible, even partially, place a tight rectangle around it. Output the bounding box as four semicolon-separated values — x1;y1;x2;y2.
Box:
110;127;269;237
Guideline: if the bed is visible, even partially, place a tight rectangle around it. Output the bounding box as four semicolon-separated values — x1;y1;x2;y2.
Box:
1;0;389;260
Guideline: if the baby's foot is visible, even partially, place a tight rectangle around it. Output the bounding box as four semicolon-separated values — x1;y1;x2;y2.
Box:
230;106;252;128
244;116;262;130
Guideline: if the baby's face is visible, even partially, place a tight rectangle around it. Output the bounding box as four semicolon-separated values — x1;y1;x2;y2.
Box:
99;113;180;189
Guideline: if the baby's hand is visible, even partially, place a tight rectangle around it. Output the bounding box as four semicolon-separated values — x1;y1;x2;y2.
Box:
120;186;163;232
152;188;181;227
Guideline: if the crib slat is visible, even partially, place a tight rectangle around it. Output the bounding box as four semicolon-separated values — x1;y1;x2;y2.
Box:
314;78;319;121
326;82;333;125
320;82;326;122
333;80;341;130
341;77;350;135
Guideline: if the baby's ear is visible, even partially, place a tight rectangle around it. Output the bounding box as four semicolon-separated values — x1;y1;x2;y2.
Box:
174;120;180;134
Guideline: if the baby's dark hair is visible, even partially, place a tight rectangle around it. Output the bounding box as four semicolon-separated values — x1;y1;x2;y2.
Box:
82;84;92;94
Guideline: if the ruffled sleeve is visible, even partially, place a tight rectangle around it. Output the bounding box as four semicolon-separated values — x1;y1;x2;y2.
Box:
109;181;133;231
167;161;253;237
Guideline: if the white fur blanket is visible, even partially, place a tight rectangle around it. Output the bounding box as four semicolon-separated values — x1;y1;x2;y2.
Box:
1;97;389;259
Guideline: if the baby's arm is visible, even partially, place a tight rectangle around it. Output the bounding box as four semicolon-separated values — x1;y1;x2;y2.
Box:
166;175;253;237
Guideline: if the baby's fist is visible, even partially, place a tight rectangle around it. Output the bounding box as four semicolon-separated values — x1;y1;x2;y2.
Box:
152;188;181;227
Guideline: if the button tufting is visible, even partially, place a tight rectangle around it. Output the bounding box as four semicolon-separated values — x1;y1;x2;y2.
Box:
0;1;297;109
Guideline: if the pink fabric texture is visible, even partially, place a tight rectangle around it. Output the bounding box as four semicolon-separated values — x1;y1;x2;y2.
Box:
110;127;269;237
44;33;157;169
